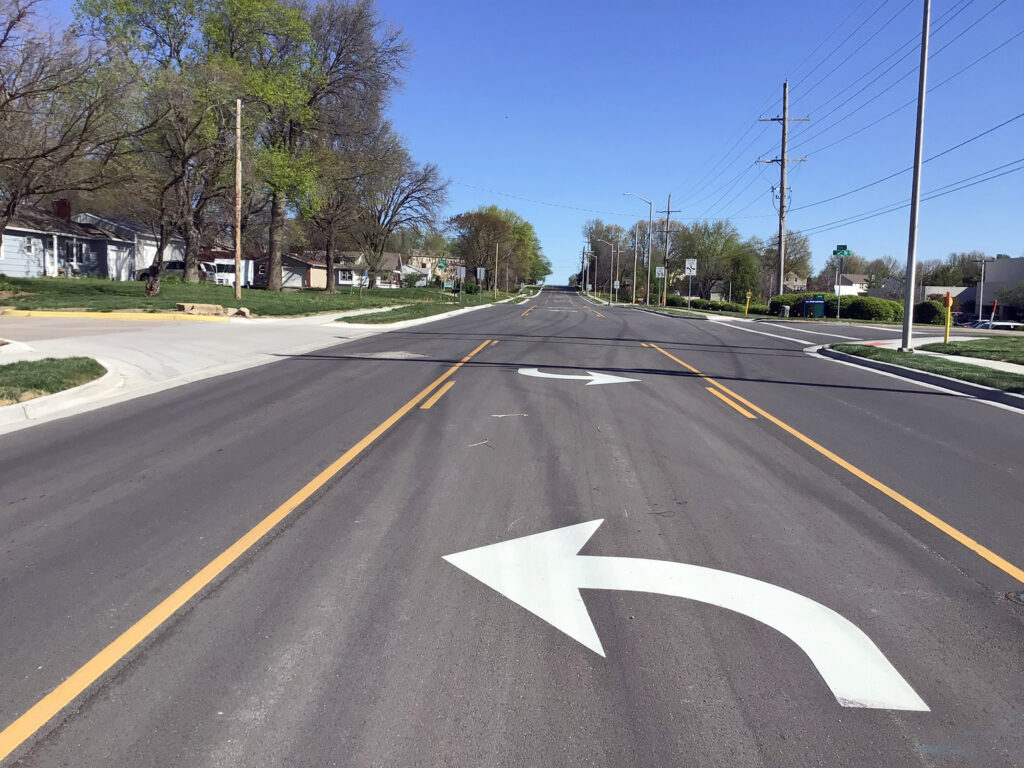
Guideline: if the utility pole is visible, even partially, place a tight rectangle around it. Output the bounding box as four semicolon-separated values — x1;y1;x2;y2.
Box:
657;195;681;306
632;226;638;305
494;243;498;299
609;242;615;306
759;81;808;298
900;0;931;352
234;99;242;301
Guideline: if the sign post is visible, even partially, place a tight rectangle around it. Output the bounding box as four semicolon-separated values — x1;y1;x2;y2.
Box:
684;259;696;310
833;246;850;318
458;266;466;303
944;291;952;343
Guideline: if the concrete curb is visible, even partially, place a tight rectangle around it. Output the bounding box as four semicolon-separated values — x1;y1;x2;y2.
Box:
629;306;708;320
2;309;229;322
817;346;1024;410
0;359;123;428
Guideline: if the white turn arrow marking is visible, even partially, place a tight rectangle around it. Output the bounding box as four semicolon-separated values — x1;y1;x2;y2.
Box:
517;368;639;386
443;519;928;712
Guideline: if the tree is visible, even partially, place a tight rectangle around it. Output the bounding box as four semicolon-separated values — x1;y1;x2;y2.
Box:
864;255;900;289
348;140;447;288
0;0;131;253
448;210;511;285
760;230;812;297
672;220;746;299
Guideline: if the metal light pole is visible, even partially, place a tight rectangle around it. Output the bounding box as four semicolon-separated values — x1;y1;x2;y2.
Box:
632;226;638;304
899;0;931;352
624;193;653;304
597;238;615;305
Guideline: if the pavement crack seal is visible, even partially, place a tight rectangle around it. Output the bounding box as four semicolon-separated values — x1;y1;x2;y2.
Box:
646;342;1024;586
0;337;493;764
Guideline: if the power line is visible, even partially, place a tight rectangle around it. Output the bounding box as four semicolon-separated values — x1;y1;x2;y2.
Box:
789;110;1024;212
452;181;637;219
794;24;1024;155
800;157;1024;235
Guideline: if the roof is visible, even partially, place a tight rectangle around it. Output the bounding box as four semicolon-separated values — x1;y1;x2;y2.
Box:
5;206;129;241
841;273;869;284
72;212;182;245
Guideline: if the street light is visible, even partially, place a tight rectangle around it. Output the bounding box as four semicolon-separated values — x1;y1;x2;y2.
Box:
974;255;995;321
624;193;653;305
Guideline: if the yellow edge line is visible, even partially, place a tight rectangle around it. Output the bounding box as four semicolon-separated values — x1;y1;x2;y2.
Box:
706;386;756;418
1;309;229;322
0;337;493;762
520;306;535;317
420;379;455;410
648;343;1024;585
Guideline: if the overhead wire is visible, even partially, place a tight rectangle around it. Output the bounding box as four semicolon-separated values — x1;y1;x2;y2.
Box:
789;110;1024;212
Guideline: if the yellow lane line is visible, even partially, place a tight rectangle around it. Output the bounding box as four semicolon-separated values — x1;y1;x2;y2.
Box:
706;386;756;418
490;339;500;346
521;306;535;317
419;380;455;410
587;308;605;318
647;342;1024;585
641;342;649;348
0;338;493;763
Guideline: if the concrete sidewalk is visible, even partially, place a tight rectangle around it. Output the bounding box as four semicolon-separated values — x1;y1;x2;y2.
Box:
0;302;500;434
855;334;1024;375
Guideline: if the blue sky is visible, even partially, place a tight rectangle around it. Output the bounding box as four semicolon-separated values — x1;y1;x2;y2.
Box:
40;0;1024;282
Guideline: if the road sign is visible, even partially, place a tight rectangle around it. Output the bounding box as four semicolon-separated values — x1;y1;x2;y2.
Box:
443;280;454;290
517;368;639;386
655;266;666;278
685;259;697;276
833;249;851;257
586;283;592;291
444;520;928;711
837;244;847;251
476;267;486;281
613;280;620;290
457;266;466;279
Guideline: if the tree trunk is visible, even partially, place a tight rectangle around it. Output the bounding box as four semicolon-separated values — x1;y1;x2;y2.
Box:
182;218;201;283
267;192;285;291
324;233;336;293
145;229;168;297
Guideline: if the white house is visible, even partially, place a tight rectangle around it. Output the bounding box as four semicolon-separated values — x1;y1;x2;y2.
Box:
834;273;868;296
72;212;185;280
1;205;132;279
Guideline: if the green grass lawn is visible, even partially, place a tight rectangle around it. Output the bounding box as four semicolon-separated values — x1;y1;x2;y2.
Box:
831;344;1024;394
0;276;465;316
0;357;106;405
338;291;509;323
919;336;1024;365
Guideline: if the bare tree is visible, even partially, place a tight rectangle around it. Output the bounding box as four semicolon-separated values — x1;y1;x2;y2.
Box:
0;0;131;252
349;141;447;288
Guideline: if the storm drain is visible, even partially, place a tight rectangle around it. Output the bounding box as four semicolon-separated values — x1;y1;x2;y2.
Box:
1005;592;1024;606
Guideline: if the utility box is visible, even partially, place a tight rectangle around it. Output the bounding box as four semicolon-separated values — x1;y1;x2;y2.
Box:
781;305;791;318
807;294;826;318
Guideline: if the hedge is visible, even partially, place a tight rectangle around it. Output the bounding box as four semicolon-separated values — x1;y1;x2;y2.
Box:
913;300;946;325
767;292;904;321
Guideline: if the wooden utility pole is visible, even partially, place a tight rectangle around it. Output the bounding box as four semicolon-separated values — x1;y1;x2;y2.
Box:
494;243;498;298
234;99;242;301
657;195;681;306
759;81;808;298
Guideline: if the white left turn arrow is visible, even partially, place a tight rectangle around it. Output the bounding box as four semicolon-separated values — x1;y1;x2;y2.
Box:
443;519;928;712
517;368;639;386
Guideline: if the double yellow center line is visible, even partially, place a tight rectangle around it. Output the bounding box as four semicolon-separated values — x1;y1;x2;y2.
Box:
646;342;1024;586
0;338;493;763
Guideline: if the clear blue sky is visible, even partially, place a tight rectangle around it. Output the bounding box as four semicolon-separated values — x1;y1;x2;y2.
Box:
41;0;1024;282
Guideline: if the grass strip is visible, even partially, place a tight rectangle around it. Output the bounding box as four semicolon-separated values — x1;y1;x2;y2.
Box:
918;337;1024;365
0;357;107;405
337;292;507;324
832;344;1024;394
0;277;454;317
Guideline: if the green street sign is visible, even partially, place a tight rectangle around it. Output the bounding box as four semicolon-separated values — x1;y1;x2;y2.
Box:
833;249;851;257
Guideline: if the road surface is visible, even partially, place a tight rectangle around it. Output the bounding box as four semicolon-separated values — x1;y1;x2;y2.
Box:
1;287;1022;766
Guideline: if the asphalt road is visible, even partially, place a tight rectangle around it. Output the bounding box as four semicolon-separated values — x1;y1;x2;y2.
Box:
1;287;1022;767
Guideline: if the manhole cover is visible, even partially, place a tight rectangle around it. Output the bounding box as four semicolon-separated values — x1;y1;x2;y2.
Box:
1006;592;1024;606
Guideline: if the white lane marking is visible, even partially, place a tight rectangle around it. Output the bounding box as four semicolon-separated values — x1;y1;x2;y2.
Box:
517;368;640;386
707;320;809;345
445;520;928;711
760;324;861;340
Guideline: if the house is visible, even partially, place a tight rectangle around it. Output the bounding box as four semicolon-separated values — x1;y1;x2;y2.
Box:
866;277;968;304
783;271;808;292
1;204;133;279
835;273;868;296
253;254;327;290
72;212;186;280
400;264;431;287
327;251;404;288
955;257;1024;318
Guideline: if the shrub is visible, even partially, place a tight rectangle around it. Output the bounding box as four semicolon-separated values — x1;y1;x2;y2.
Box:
914;300;946;325
843;296;902;321
463;282;481;294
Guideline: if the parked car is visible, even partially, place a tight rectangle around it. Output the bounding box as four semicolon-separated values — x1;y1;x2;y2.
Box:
137;260;214;282
972;320;1023;331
